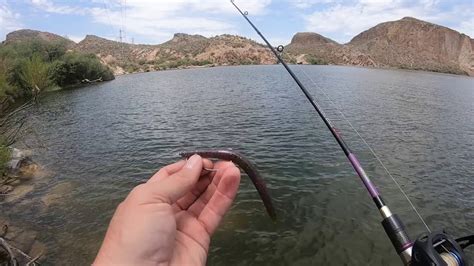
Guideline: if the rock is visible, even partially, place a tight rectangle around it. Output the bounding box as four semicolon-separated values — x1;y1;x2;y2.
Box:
7;159;21;170
4;184;34;203
0;217;46;264
11;148;23;159
41;181;75;207
0;185;13;195
7;148;34;172
18;162;46;179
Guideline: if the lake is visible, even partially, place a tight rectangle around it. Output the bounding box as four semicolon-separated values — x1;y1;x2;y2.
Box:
5;65;474;265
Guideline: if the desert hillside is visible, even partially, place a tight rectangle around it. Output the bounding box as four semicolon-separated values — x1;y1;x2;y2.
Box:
2;16;473;76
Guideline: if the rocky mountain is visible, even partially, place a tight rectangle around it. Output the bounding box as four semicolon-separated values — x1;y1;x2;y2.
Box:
4;29;75;49
286;17;473;75
285;32;377;67
348;17;473;75
75;33;274;74
2;16;473;76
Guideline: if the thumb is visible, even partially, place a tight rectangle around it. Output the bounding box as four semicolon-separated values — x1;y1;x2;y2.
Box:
148;154;203;204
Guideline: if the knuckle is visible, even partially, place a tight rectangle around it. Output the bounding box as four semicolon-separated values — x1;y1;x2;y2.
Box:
129;184;147;199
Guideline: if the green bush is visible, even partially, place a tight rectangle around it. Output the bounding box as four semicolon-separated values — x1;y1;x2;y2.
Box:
50;52;114;86
0;142;10;176
306;55;327;65
0;40;114;92
0;61;13;99
19;54;52;94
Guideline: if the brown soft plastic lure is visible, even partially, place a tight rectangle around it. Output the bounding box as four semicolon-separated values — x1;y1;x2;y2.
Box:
179;150;276;220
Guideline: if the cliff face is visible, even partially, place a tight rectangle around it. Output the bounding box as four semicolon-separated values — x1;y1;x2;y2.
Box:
348;17;474;75
286;18;473;75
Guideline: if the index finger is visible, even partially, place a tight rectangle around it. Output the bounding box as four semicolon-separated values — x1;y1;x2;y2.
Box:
148;158;213;183
148;160;186;183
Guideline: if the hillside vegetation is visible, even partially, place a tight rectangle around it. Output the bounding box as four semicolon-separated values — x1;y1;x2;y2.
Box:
0;38;114;175
0;38;114;106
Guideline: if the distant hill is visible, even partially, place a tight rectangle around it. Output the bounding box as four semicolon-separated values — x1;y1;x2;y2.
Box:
2;17;473;76
348;17;474;76
73;33;275;74
285;32;377;67
286;17;473;75
4;29;75;49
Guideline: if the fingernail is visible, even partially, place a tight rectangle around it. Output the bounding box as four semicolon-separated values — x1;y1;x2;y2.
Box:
185;154;201;169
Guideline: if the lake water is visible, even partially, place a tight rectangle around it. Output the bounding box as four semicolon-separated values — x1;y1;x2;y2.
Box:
5;65;474;265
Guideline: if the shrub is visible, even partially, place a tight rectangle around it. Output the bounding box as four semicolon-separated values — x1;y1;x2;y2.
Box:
306;55;327;65
0;60;13;99
19;54;51;94
50;53;114;86
0;141;10;176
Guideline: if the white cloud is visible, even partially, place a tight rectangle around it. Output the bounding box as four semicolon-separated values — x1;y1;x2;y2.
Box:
31;0;84;14
292;0;338;9
0;2;22;41
64;35;85;43
302;0;473;43
457;18;474;37
29;0;272;44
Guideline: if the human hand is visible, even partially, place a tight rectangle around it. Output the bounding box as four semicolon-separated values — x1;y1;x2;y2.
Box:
93;155;241;266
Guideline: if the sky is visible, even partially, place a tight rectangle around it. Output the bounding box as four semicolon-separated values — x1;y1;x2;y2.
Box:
1;0;473;45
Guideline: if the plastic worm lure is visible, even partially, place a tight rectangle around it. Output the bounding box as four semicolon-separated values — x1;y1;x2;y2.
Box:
179;150;276;220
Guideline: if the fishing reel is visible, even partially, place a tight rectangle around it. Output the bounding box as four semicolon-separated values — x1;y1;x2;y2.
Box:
411;230;473;266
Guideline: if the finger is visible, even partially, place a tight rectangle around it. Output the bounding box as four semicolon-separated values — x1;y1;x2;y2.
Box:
146;154;203;204
172;159;215;212
173;173;213;212
148;160;186;183
187;161;236;216
148;158;213;184
200;159;214;175
198;165;241;235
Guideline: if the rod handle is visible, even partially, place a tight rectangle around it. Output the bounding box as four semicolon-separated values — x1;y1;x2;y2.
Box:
382;214;412;263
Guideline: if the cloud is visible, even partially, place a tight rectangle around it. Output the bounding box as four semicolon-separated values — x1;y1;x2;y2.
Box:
302;0;473;43
0;2;22;41
64;35;85;43
292;0;338;9
31;0;84;14
29;0;272;44
457;18;474;37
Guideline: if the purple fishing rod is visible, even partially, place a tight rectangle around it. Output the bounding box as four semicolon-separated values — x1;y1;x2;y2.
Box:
230;0;413;264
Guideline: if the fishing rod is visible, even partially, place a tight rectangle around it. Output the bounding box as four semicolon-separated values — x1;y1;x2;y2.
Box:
230;1;473;265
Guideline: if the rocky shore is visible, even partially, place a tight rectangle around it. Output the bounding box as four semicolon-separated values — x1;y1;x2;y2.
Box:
0;148;48;264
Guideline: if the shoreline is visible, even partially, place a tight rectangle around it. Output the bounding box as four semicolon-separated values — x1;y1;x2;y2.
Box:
113;63;474;79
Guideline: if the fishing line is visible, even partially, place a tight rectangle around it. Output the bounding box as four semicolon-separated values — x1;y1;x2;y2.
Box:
296;66;432;233
231;1;473;264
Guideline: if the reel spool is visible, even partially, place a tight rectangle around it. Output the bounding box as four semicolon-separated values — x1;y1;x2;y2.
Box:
412;230;472;266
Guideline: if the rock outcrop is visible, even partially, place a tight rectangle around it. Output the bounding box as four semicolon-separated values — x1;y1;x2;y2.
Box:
286;18;473;75
348;17;474;75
